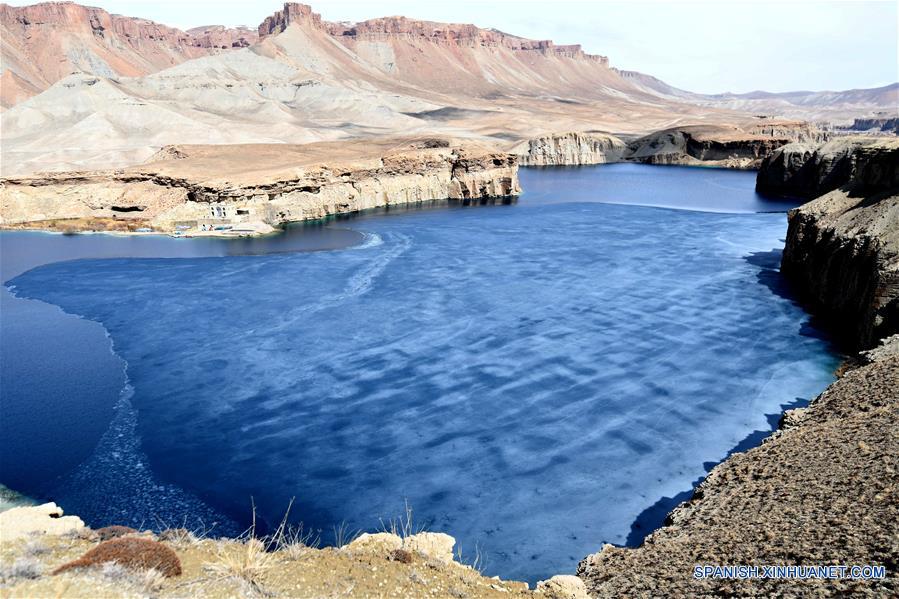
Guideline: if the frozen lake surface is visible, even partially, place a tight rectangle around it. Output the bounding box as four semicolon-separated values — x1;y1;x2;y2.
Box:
1;164;838;582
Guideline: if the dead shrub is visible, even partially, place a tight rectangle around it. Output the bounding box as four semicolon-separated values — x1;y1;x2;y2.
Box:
52;537;182;577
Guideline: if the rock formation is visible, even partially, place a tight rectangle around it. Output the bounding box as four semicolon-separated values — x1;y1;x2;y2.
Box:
843;117;899;134
0;502;86;540
771;139;899;350
625;123;824;169
757;137;888;198
513;133;627;166
0;138;520;235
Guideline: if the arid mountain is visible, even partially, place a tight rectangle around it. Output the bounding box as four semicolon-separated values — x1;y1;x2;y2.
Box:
1;2;894;175
0;1;256;107
2;2;752;174
616;69;898;123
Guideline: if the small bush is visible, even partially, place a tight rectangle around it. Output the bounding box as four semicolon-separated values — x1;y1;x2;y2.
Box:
53;537;182;577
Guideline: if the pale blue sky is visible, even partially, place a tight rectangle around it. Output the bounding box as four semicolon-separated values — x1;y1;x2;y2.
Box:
10;0;898;93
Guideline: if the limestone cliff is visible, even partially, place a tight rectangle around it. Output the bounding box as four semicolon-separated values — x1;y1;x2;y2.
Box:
0;139;520;235
775;139;899;350
513;133;626;166
514;123;823;168
625;123;824;169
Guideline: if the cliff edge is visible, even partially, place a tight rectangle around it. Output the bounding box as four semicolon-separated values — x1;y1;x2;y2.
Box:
771;139;899;350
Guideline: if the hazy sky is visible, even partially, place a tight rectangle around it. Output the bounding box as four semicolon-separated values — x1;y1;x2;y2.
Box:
11;0;897;93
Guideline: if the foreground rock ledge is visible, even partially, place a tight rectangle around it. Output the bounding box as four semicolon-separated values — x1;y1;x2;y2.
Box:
0;511;590;598
0;137;520;236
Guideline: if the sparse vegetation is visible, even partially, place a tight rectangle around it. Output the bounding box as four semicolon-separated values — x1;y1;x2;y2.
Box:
203;537;272;595
202;508;273;595
0;556;43;581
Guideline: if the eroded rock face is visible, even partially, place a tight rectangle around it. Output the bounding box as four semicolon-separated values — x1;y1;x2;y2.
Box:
514;133;626;166
756;137;889;198
328;15;607;63
777;139;899;350
257;2;323;37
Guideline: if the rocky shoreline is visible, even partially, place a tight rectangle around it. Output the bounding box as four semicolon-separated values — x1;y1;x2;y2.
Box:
0;122;827;239
0;138;519;237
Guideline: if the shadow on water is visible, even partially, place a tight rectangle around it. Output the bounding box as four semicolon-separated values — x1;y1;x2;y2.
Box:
745;248;839;345
624;394;812;547
623;247;839;548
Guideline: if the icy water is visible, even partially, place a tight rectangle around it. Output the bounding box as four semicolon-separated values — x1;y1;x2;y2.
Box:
1;164;838;582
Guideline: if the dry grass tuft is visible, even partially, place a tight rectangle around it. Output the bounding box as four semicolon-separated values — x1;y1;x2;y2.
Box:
203;506;273;596
203;538;272;596
268;498;320;561
380;499;426;544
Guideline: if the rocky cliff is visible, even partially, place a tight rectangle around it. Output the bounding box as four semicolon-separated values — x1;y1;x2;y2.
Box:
514;123;823;169
513;133;627;166
842;117;899;134
0;138;520;235
625;123;824;169
771;139;899;350
756;137;889;198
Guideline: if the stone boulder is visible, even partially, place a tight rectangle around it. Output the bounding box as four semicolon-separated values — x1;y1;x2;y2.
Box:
536;574;590;598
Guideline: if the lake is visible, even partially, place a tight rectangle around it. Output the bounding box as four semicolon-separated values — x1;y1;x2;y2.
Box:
0;164;839;582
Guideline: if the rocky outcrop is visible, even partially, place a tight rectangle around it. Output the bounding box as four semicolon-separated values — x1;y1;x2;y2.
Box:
257;2;323;37
185;25;257;49
513;123;825;168
756;137;888;198
625;123;824;169
0;502;86;540
776;139;899;350
513;133;627;166
842;117;899;134
578;335;899;596
0;138;520;235
327;15;608;63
